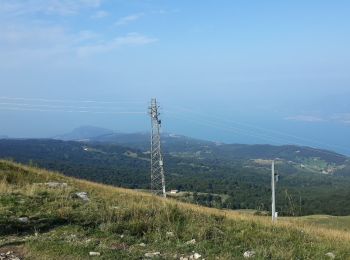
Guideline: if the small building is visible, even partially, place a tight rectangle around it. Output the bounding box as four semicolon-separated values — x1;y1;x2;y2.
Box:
170;190;179;194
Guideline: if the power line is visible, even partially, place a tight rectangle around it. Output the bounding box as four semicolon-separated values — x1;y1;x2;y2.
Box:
0;102;145;110
166;106;350;156
0;98;347;157
0;96;146;105
165;111;291;146
0;106;145;115
165;110;347;159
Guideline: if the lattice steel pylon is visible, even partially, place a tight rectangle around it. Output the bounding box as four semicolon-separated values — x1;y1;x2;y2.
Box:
149;98;166;197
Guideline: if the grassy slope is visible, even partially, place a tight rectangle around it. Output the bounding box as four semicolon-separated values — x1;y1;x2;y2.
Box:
288;215;350;232
0;160;349;260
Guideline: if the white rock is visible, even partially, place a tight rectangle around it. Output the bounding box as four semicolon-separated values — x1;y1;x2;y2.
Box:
67;234;77;241
166;231;174;237
46;182;68;188
144;252;161;258
243;251;255;258
193;253;201;259
75;192;90;201
139;243;146;247
180;257;189;260
185;239;196;245
325;252;336;259
89;252;100;256
17;217;29;223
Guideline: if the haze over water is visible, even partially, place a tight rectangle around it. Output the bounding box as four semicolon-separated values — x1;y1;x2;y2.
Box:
0;1;349;154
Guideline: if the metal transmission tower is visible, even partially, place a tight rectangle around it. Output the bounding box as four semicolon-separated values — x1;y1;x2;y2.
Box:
149;98;166;197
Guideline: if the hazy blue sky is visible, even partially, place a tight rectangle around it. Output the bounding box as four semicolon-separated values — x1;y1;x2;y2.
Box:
0;1;350;154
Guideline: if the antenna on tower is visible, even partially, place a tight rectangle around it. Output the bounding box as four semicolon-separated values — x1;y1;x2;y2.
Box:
149;98;166;198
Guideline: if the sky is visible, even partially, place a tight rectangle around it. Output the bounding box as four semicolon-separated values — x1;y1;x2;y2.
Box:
0;0;350;154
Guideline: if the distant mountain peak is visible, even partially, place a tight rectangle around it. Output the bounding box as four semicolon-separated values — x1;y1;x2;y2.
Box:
54;125;115;141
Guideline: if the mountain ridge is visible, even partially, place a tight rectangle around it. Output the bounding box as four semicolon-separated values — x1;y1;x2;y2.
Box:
53;126;348;164
53;125;115;141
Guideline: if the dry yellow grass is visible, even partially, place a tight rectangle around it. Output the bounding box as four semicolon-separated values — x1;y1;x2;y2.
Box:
168;198;350;244
79;177;349;246
2;160;350;259
3;159;350;244
0;179;9;194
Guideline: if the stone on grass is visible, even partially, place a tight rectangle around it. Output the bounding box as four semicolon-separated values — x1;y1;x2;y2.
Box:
17;217;29;223
75;192;90;201
325;252;336;259
185;239;196;245
186;253;202;259
144;252;161;258
0;251;22;260
166;231;174;237
139;243;146;247
243;250;255;258
89;252;100;256
66;234;77;242
109;243;129;250
46;182;68;188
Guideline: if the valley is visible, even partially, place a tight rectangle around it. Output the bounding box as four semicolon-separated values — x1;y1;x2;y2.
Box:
1;128;350;216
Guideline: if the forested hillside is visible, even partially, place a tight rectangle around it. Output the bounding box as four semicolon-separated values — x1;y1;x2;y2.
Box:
0;138;350;216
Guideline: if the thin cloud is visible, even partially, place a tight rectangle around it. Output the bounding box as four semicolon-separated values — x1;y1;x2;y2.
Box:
0;18;158;67
77;33;157;57
0;2;159;66
330;113;350;124
286;113;350;125
91;10;109;19
115;13;143;26
151;9;179;15
0;0;102;16
0;23;157;65
285;115;326;123
0;23;93;66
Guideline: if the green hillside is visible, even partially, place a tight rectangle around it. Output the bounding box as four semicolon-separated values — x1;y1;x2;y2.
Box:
0;160;350;259
1;139;350;216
